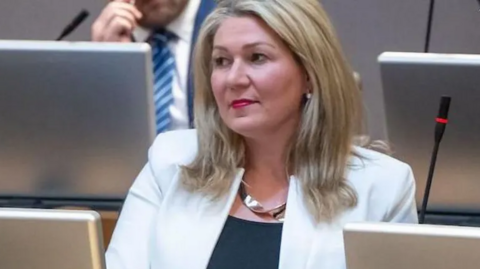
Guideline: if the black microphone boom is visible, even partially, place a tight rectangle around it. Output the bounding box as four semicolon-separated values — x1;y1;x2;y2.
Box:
424;0;435;52
56;9;90;41
418;96;451;224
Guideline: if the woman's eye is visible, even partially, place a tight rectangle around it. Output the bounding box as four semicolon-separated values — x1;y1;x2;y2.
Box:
213;57;229;67
251;53;267;63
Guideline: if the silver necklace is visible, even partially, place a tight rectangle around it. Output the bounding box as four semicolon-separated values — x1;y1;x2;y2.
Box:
238;181;286;222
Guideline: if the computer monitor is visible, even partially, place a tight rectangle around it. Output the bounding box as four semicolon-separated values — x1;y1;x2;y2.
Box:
0;207;105;269
379;52;480;214
343;222;480;269
0;40;156;201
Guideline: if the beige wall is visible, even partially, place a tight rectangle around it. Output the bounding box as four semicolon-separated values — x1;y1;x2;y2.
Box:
429;0;480;54
0;0;103;41
321;0;429;139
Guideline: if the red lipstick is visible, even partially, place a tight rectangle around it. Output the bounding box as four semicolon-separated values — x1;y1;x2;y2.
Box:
231;99;257;109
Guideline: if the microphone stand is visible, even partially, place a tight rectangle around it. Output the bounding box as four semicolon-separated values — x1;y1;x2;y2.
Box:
417;0;436;224
418;96;451;224
424;0;435;52
418;141;440;224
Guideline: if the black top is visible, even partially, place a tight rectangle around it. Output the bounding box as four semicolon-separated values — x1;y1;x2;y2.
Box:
206;215;283;269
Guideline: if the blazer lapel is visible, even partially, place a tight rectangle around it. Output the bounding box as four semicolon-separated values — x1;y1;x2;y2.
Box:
156;168;244;269
278;177;317;269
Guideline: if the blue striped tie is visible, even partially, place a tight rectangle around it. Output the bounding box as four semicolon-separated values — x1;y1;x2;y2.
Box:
151;30;176;133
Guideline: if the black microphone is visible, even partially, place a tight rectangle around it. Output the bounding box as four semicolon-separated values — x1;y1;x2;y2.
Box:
418;96;451;224
56;9;90;41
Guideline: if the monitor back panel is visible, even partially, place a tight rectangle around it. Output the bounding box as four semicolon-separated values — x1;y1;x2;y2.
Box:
0;41;156;199
344;222;480;269
380;52;480;213
0;208;105;269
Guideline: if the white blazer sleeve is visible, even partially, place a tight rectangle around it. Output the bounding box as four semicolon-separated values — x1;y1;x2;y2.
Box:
105;147;162;269
386;165;418;223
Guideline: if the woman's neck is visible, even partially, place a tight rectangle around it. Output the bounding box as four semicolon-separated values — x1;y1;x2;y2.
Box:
242;113;300;185
243;134;292;185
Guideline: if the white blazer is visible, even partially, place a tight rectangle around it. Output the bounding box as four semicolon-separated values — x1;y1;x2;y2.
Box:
105;129;418;269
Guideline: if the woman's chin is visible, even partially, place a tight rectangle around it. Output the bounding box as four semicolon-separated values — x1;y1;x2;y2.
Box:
225;117;265;137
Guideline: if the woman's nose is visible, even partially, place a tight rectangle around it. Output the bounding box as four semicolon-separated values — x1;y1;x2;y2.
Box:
226;60;250;89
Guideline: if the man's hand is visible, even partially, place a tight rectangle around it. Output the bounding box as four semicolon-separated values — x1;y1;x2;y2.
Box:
91;0;143;42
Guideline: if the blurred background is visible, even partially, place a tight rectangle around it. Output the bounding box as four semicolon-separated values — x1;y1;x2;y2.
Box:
2;0;480;140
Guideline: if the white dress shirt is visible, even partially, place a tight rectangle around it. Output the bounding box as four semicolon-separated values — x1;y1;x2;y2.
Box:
106;129;419;269
133;0;201;130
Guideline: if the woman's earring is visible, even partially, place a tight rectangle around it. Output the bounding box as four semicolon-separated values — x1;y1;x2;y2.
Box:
303;92;312;106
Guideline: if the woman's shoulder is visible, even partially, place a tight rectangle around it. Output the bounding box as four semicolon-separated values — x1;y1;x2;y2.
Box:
140;129;199;194
148;129;199;169
351;146;411;172
349;146;418;222
348;146;415;191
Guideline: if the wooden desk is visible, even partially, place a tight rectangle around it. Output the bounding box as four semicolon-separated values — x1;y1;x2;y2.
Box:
98;210;119;248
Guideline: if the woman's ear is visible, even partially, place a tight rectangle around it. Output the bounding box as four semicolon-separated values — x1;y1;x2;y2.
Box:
304;73;312;95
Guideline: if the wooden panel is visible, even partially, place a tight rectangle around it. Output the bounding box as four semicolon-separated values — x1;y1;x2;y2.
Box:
98;210;118;249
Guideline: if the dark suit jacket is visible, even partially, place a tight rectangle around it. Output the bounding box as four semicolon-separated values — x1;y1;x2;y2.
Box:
186;0;216;127
132;0;216;127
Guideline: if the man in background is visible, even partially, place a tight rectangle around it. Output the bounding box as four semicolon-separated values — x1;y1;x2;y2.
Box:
91;0;216;133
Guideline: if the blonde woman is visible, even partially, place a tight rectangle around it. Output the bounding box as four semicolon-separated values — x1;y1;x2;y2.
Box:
106;0;418;268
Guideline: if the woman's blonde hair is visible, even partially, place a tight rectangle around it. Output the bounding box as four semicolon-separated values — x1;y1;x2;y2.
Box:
180;0;365;222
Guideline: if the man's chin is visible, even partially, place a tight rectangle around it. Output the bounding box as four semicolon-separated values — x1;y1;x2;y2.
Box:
137;2;187;29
